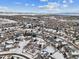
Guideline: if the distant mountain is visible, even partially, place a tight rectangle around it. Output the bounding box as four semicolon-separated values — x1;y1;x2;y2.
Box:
0;12;39;15
0;12;79;16
53;13;79;16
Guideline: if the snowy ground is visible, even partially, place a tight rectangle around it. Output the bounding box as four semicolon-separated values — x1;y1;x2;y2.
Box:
0;18;17;24
10;40;30;53
43;45;65;59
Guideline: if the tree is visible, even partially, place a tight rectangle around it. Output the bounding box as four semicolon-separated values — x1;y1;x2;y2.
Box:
11;56;14;59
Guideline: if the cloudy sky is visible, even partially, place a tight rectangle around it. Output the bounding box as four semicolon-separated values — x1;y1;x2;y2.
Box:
0;0;79;13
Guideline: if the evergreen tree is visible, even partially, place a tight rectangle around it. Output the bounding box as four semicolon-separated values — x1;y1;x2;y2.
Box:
11;56;14;59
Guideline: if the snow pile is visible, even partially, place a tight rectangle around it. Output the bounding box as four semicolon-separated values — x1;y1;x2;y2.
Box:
0;18;17;24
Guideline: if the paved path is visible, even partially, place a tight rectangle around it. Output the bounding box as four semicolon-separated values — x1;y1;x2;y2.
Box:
0;51;32;59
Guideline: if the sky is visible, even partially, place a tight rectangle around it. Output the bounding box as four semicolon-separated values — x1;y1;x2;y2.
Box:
0;0;79;13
